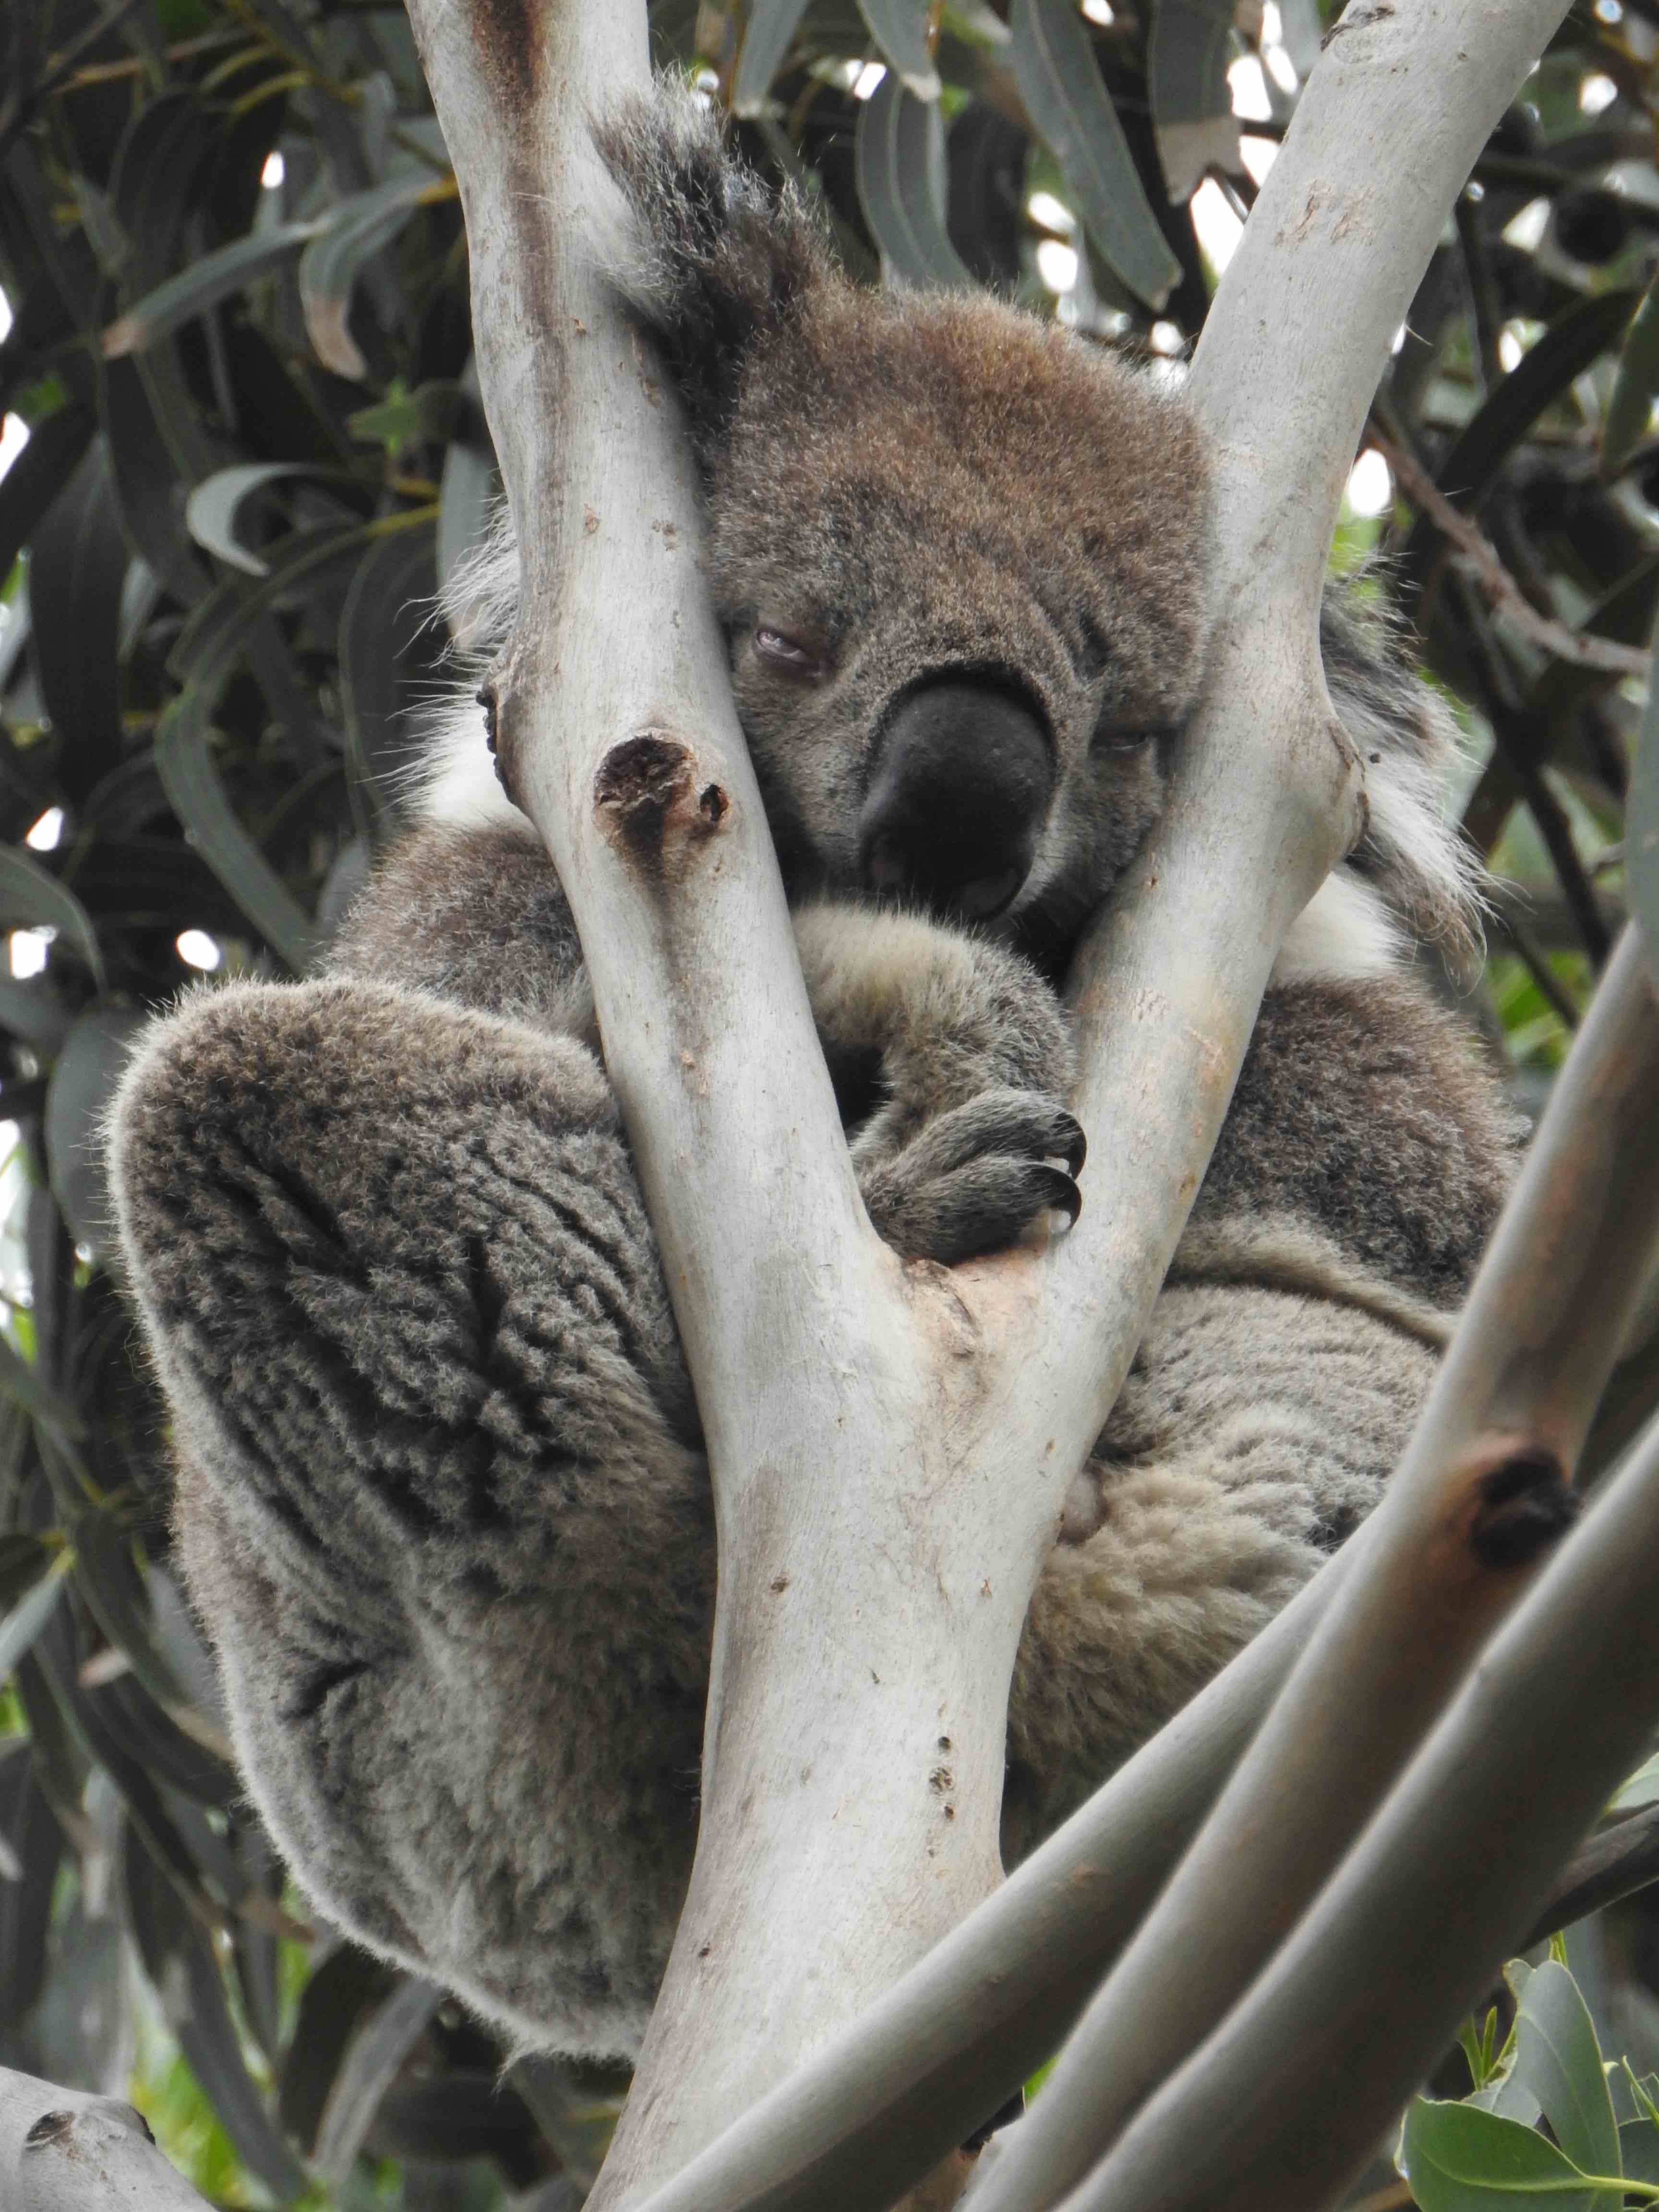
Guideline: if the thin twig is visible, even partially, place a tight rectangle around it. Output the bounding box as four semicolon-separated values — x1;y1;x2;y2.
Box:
1453;192;1503;394
1495;906;1582;1031
1523;1798;1659;1947
1374;427;1651;679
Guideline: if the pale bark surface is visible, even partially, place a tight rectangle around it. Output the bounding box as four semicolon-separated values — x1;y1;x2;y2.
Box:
397;0;1576;2203
0;2067;209;2211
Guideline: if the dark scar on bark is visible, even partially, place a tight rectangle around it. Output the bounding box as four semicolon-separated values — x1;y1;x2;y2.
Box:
595;734;731;872
1469;1446;1577;1568
471;0;537;106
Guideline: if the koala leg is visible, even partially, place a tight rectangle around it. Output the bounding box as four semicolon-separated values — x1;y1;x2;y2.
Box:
1003;1279;1439;1859
108;977;713;2059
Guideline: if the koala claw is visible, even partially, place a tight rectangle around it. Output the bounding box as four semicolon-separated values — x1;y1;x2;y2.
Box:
857;1088;1087;1264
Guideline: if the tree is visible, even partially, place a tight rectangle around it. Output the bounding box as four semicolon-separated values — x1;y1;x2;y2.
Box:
5;1;1659;2207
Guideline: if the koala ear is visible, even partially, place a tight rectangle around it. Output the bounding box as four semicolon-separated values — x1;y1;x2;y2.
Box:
593;84;834;449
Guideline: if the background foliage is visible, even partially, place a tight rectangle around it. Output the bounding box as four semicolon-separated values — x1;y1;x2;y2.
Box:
1;0;1659;2202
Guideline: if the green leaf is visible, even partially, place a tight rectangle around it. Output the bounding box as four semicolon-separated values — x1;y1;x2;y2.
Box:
124;1823;312;2204
314;1975;445;2183
0;402;96;593
1147;0;1243;204
157;519;397;970
1399;2098;1605;2212
0;849;106;993
45;1008;146;1259
346;379;462;452
0;1552;72;1681
1010;0;1180;310
1622;2120;1659;2188
100;220;325;358
854;72;977;293
299;171;448;381
72;1512;235;1771
1409;290;1638;561
0;1332;84;1443
732;0;814;116
184;462;360;578
1603;282;1658;479
1508;1960;1621;2184
0;1533;55;1611
859;0;942;100
1611;1753;1659;1812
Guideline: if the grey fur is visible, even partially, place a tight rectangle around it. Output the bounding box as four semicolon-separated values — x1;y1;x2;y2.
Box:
108;87;1515;2059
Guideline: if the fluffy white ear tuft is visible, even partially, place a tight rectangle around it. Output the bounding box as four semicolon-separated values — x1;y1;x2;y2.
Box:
1272;867;1402;987
403;505;534;837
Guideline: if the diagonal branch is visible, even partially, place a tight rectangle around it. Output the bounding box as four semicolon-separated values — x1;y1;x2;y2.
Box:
969;915;1659;2212
1068;1387;1659;2212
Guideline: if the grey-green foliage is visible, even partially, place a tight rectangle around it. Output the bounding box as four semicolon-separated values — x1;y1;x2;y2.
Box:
1402;1955;1659;2211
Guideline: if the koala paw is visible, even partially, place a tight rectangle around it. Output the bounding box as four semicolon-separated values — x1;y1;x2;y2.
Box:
857;1087;1086;1265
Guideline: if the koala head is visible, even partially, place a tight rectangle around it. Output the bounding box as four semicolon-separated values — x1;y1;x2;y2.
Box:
425;89;1473;977
593;88;1213;975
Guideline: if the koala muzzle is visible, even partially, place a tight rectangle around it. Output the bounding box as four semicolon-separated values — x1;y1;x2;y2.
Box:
858;679;1053;922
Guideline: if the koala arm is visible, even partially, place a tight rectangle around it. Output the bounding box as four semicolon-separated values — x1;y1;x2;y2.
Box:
792;900;1085;1262
333;831;1085;1263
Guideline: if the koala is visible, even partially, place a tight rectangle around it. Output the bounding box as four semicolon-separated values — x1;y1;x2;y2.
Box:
108;88;1516;2063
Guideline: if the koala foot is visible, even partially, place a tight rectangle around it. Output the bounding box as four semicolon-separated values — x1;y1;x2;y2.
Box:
857;1086;1085;1264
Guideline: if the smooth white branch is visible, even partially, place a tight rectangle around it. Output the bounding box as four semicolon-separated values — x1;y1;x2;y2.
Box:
400;0;1563;2204
1073;1338;1659;2212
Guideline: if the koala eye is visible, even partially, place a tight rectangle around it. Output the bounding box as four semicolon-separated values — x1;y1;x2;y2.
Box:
754;625;826;679
1092;721;1169;755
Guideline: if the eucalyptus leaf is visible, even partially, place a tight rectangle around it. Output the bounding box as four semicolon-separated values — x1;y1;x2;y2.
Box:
1398;2097;1603;2212
156;519;399;970
0;1333;84;1443
314;1973;445;2182
1603;283;1657;480
0;849;106;993
0;402;96;593
1407;289;1640;596
0;1554;72;1681
732;0;814;115
1010;0;1180;310
123;1822;312;2203
1623;2119;1659;2188
299;170;447;379
45;1008;146;1259
1147;0;1243;204
858;0;941;99
1611;1752;1659;1812
185;461;360;577
855;72;977;292
101;220;326;357
1507;1960;1621;2183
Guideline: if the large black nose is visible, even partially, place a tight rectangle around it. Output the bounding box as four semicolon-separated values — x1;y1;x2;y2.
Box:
857;680;1052;921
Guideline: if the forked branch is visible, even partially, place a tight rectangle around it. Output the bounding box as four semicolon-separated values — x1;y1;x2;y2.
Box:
400;1;1581;2206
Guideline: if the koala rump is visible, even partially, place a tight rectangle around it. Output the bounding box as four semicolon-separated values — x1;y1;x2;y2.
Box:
106;84;1516;2061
